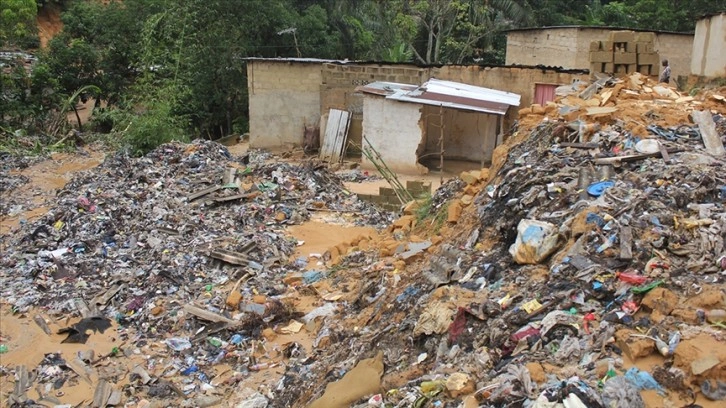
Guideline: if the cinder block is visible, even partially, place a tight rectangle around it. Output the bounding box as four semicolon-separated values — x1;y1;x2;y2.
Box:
638;65;652;75
613;42;631;52
602;41;614;52
590;51;614;63
634;32;656;43
609;30;635;43
590;41;601;51
615;64;628;74
614;52;637;64
604;63;615;73
637;52;660;66
627;64;637;73
636;42;654;53
590;63;603;74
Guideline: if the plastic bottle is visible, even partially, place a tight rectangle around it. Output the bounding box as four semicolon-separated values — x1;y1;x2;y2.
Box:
706;309;726;323
0;344;8;353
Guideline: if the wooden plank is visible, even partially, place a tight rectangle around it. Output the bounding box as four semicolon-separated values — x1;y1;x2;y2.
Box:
187;185;221;201
330;110;351;163
619;226;633;260
183;304;236;324
692;110;725;157
209;248;251;266
658;142;670;163
561;142;599;149
593;148;684;165
212;192;255;203
320;109;351;163
319;109;341;161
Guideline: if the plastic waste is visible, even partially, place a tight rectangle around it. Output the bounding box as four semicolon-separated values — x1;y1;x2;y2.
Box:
509;219;562;264
166;337;192;351
616;271;648;285
0;344;8;353
587;180;615;197
624;367;666;395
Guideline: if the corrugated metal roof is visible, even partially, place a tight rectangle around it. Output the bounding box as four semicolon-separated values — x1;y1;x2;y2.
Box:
358;78;521;115
504;25;693;36
354;82;418;96
243;57;349;63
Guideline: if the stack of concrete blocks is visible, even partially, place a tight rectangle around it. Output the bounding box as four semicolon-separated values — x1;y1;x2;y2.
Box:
589;31;660;77
358;181;432;212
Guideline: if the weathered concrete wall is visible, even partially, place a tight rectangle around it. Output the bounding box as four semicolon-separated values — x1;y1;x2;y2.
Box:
506;28;693;81
691;13;726;77
506;28;582;69
361;96;426;174
247;61;322;148
421;106;499;164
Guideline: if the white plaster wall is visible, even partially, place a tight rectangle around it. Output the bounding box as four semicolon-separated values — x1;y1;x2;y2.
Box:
422;107;499;164
361;97;426;174
691;14;726;77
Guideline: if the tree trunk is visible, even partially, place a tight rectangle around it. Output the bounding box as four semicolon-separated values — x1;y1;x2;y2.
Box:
72;104;83;130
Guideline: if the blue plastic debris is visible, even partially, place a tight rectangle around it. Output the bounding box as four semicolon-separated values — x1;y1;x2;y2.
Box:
587;180;615;197
302;270;325;284
624;367;666;395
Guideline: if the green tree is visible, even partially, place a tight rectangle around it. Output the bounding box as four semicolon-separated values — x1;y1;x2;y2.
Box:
0;0;37;46
392;0;532;64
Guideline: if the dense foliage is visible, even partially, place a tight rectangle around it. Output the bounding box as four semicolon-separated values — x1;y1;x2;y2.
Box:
1;0;724;154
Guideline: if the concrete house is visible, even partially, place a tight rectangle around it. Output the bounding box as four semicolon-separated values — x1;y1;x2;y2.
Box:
245;58;587;163
691;12;726;77
505;26;694;83
357;79;521;174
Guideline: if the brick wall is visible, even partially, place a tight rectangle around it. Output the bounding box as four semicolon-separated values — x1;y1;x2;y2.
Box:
506;27;693;84
247;61;323;148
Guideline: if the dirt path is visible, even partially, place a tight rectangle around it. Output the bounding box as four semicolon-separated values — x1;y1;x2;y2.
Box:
0;150;105;235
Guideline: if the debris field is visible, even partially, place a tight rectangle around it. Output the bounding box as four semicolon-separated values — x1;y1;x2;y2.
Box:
1;73;726;408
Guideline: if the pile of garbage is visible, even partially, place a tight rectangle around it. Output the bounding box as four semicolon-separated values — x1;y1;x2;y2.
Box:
267;75;726;408
0;140;393;407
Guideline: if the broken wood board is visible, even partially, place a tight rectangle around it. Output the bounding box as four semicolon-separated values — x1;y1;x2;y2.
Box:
620;226;633;260
585;106;618;116
183;304;236;324
560;142;599;149
212;192;256;203
593;148;684;165
658;142;671;163
209;248;253;266
187;185;221;201
692;110;725;157
320;109;351;164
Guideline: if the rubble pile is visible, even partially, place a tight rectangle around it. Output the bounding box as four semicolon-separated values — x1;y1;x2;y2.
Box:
0;153;34;216
0;140;392;407
270;75;726;408
1;73;725;408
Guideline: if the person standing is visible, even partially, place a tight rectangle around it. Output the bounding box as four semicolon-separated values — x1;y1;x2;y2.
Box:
659;59;671;83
